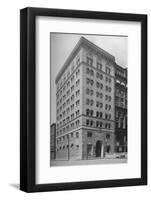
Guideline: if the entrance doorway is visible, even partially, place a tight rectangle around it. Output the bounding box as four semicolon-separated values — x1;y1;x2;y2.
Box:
96;140;102;157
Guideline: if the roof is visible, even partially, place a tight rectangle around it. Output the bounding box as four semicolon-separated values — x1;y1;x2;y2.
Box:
55;36;115;84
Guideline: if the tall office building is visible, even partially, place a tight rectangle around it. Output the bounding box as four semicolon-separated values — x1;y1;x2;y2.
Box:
55;36;125;160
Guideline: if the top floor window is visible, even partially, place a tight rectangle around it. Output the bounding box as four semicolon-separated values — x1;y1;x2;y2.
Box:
97;62;102;71
87;56;93;66
76;56;80;66
106;66;111;75
76;69;80;77
71;62;75;72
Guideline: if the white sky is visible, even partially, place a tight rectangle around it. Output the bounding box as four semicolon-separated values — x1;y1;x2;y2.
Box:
50;33;128;124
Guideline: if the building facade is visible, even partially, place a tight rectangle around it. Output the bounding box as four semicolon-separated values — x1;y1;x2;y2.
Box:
55;37;126;160
115;65;127;153
50;123;56;160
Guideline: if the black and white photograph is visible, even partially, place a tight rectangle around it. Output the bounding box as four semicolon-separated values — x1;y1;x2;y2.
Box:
50;33;128;167
20;7;147;192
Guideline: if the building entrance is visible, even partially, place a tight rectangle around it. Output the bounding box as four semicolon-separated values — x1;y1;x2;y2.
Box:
96;140;102;157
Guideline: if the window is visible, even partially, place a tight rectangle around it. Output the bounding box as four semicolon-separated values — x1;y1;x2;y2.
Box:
96;121;99;127
87;131;92;137
86;109;89;116
97;62;102;70
96;101;99;107
90;80;94;86
75;120;80;127
71;104;74;110
71;123;74;129
90;90;93;96
66;125;69;131
90;99;94;106
76;56;80;66
71;113;74;120
100;83;103;89
100;93;103;99
90;69;94;76
76;69;80;77
96;72;99;78
86;98;90;105
76;132;79;138
76;80;80;87
96;111;99;117
90;110;93;116
71;94;74;101
76;100;80;106
76;110;80;117
71;75;74;83
90;120;93;126
71;85;74;92
86;78;89;84
96;82;99;88
100;103;103;108
87;68;90;74
87;56;93;66
86;88;89;94
86;119;89;126
76;90;80;97
106;66;111;75
71;62;74;72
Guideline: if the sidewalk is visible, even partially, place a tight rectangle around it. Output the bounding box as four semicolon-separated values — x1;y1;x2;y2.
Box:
50;158;127;167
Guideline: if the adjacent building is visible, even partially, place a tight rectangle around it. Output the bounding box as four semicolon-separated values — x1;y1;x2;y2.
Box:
54;36;123;160
50;123;56;160
115;64;127;153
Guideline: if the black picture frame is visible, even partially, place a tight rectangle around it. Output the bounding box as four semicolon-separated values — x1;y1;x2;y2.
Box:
20;7;147;192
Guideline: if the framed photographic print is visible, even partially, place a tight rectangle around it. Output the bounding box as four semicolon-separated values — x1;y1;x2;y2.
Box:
20;7;147;192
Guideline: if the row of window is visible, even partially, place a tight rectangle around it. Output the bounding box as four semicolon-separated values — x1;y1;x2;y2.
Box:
86;109;111;119
57;99;80;115
86;119;112;129
86;56;112;75
57;132;79;143
57;109;80;123
57;89;80;108
57;68;80;96
57;57;81;91
86;99;112;108
87;67;112;83
57;119;80;133
57;144;79;151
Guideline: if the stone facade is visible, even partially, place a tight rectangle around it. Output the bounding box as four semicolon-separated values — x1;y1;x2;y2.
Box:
54;37;126;160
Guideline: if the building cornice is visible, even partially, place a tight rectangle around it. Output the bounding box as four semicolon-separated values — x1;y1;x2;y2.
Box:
55;36;116;84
